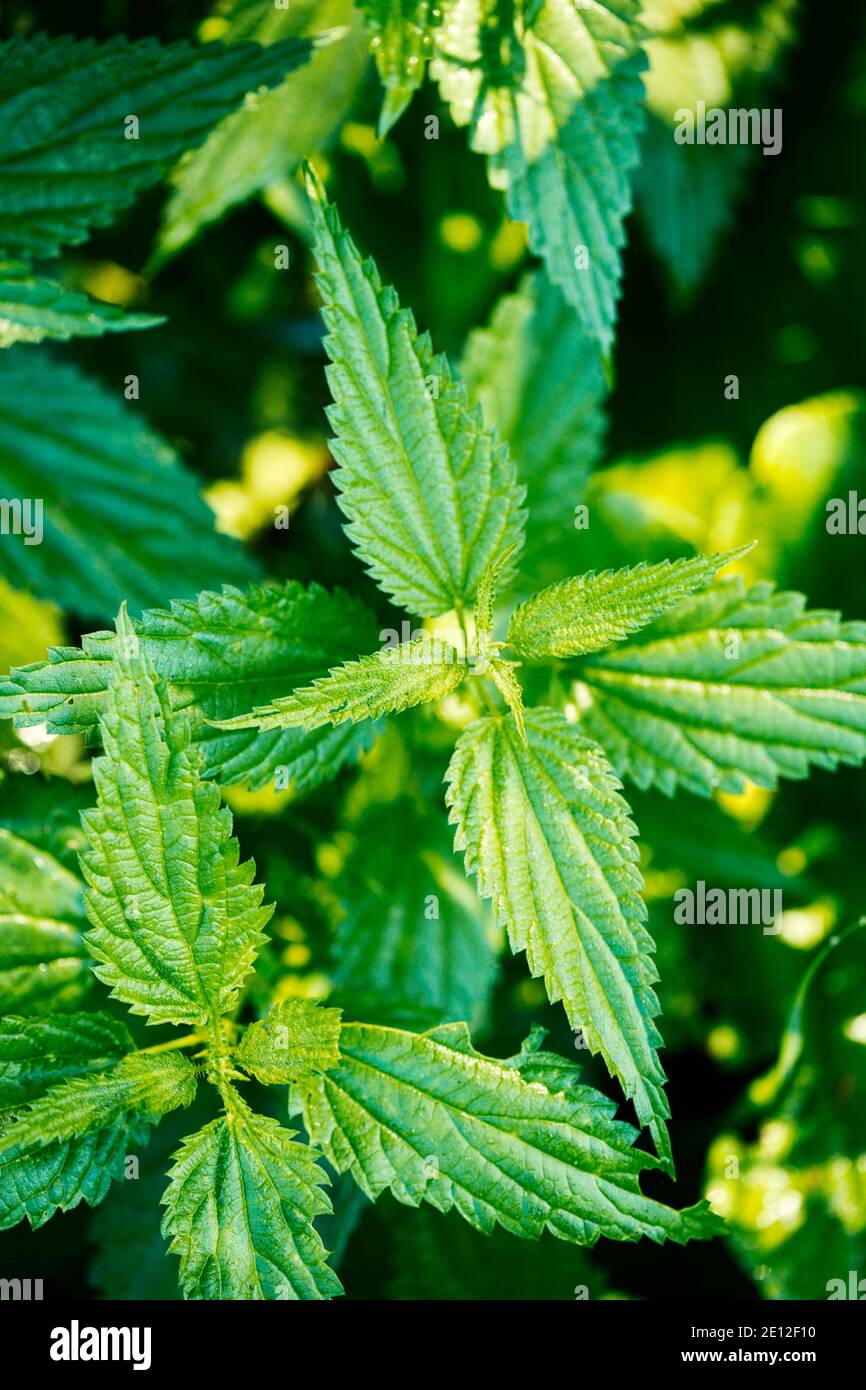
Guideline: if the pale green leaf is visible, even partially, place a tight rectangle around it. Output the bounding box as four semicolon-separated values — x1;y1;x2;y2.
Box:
0;1052;196;1231
0;1051;196;1158
216;635;467;733
576;576;866;797
305;169;526;616
158;0;368;262
330;799;498;1029
0;261;163;347
161;1088;342;1300
0;582;379;790
236;1000;342;1084
0;352;255;619
80;609;273;1027
461;273;607;587
0;32;315;260
432;0;647;349
0;1114;145;1231
488;658;527;743
360;0;440;133
293;1020;720;1244
446;705;670;1166
0;1011;133;1112
507;546;750;660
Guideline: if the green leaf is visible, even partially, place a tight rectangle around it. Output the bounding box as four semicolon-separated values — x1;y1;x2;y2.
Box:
293;1020;719;1244
236;1000;342;1084
305;169;526;616
0;351;255;620
0;1114;145;1231
360;0;441;134
0;1052;196;1231
217;635;467;733
0;31;315;260
507;547;750;661
446;705;671;1166
431;0;647;350
0;827;84;920
576;576;866;797
0;261;163;347
0;1051;195;1157
461;273;607;587
0;582;379;791
330;799;498;1029
0;1012;133;1112
80;609;273;1027
0;915;91;1015
158;0;368;262
161;1088;342;1300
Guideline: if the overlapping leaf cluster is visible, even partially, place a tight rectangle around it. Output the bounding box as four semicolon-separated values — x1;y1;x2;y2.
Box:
0;0;862;1303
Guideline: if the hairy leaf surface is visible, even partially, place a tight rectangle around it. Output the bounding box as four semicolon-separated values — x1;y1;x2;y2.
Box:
217;635;466;732
161;1089;341;1300
294;1021;718;1243
0;583;377;790
0;1053;195;1230
306;170;525;615
508;547;749;660
461;273;607;586
236;1000;342;1084
576;578;866;796
446;706;670;1165
432;0;647;349
80;611;273;1026
0;262;162;347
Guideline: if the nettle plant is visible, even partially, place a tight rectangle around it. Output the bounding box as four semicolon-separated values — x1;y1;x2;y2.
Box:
3;165;866;1298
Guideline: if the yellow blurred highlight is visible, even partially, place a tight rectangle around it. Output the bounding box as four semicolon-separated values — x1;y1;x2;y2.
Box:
716;782;773;831
78;261;145;308
205;480;261;541
315;841;344;879
272;916;306;942
243;432;327;511
282;943;311;968
751;392;862;522
776;901;836;950
705;1134;806;1251
439;213;483;254
489;218;527;273
206;432;329;541
796;238;837;284
221;781;294;816
273;972;331;1002
776;846;807;877
843;1013;866;1045
198;16;230;41
0;577;62;669
706;1024;741;1062
588;443;760;572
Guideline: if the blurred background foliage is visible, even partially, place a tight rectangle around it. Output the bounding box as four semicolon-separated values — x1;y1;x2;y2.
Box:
0;0;864;1299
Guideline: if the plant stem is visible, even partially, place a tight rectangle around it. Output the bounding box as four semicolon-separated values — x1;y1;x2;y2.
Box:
138;1032;204;1055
